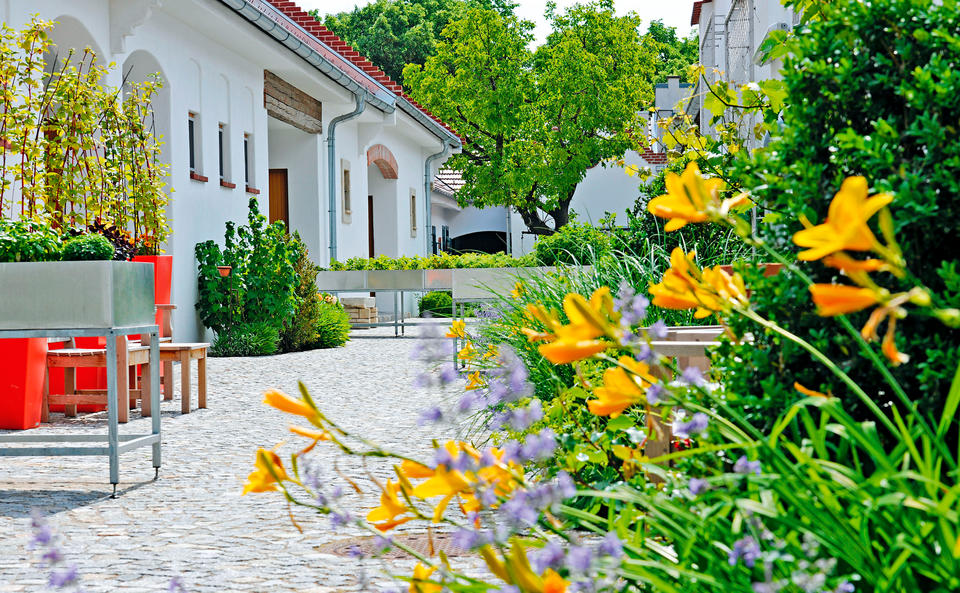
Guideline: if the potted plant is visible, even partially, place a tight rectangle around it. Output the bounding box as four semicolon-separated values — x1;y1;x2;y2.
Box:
0;219;60;429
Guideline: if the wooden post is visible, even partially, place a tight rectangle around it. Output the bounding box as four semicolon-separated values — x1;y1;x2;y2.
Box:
116;336;129;424
180;350;191;414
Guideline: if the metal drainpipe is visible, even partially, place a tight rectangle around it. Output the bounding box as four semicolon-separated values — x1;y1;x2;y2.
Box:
423;140;452;255
327;92;367;264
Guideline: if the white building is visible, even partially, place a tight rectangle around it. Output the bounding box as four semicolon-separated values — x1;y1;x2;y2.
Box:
690;0;796;136
5;0;463;339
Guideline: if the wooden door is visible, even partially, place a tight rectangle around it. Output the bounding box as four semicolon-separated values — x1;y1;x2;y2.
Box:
268;169;289;229
367;195;375;257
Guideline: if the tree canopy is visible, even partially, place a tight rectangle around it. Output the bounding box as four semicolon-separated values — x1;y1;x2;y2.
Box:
314;0;515;86
403;1;655;235
646;19;699;83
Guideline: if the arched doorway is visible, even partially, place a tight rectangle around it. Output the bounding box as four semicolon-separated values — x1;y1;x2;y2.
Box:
366;144;399;258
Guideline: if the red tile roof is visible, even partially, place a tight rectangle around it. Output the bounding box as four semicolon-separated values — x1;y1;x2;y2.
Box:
691;0;713;26
264;0;464;143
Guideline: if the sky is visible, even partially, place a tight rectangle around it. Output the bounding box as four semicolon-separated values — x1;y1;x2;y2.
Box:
294;1;696;45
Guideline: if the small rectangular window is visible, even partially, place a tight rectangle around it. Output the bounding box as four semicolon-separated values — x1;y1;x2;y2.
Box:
410;192;417;237
431;225;437;254
188;113;197;173
217;122;231;184
342;168;352;214
243;133;250;185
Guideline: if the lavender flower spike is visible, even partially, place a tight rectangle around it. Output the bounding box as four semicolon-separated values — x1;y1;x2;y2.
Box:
733;455;762;475
673;412;709;438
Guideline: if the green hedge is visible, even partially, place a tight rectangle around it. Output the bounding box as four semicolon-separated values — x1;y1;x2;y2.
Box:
324;251;535;271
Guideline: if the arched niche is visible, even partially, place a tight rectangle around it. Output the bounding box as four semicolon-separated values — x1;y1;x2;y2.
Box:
122;49;173;250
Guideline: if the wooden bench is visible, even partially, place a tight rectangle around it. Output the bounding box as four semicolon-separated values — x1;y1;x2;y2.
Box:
158;343;208;414
43;337;156;424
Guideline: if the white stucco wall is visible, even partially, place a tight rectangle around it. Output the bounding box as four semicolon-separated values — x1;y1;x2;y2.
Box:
12;0;461;335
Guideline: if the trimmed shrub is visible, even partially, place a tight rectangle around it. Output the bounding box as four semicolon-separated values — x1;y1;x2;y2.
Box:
210;322;279;357
61;234;115;261
534;222;610;266
310;301;350;349
280;233;322;353
418;291;453;317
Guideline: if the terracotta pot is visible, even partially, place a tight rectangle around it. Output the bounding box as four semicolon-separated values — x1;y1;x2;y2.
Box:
719;263;784;278
0;338;48;429
133;255;173;304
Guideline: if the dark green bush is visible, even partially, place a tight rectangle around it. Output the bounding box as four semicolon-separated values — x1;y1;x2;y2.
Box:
0;219;62;262
61;234;115;261
418;291;453;317
210;322;279;357
714;0;960;427
279;233;322;353
195;198;298;334
534;222;610;266
310;301;350;349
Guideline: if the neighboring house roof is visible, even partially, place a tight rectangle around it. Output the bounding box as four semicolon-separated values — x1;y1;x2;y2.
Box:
691;0;714;25
222;0;464;144
640;148;668;166
432;168;464;198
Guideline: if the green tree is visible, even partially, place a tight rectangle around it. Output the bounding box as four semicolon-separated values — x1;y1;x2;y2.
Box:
404;1;655;235
314;0;515;86
644;19;699;83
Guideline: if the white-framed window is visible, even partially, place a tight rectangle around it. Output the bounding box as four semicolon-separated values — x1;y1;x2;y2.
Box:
409;190;417;237
243;133;255;189
188;112;202;176
218;122;232;184
341;162;352;223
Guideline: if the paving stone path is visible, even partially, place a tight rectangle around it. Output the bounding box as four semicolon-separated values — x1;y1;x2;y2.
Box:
0;325;473;592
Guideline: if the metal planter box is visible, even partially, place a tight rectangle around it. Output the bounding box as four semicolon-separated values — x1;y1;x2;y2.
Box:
316;270;368;291
366;269;425;290
0;261;154;329
452;267;557;300
424;269;453;290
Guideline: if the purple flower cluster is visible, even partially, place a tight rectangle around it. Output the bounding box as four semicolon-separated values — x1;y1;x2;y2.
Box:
729;536;762;568
492;399;544;431
615;282;649;341
673;411;709;438
500;429;557;464
734;455;762;475
29;511;82;591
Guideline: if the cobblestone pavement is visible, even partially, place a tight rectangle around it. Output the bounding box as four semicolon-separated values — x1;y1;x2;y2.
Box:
0;325;475;592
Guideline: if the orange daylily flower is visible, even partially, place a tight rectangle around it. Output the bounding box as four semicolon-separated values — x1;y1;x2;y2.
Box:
647;162;729;231
410;563;442;593
809;284;881;316
587;357;658;418
399;459;435;480
882;317;909;366
242;448;289;495
792;176;893;261
263;389;318;421
542;570;569;593
367;479;414;531
649;248;748;319
822;253;888;273
458;341;477;361
465;370;485;390
537;288;617;365
446;319;467;339
793;382;829;398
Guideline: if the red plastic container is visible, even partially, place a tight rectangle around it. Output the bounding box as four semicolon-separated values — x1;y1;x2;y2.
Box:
133;254;172;305
0;338;48;429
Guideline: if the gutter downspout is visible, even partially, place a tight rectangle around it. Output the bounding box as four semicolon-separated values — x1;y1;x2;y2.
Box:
327;92;367;263
424;140;452;255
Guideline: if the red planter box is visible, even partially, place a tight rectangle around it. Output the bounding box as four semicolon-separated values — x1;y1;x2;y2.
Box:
0;338;48;429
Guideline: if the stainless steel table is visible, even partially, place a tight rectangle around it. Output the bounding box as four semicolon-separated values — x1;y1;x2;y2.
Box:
0;324;161;496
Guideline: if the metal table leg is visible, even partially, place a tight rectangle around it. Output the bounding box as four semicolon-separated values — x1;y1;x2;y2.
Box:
149;331;161;476
105;332;120;495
